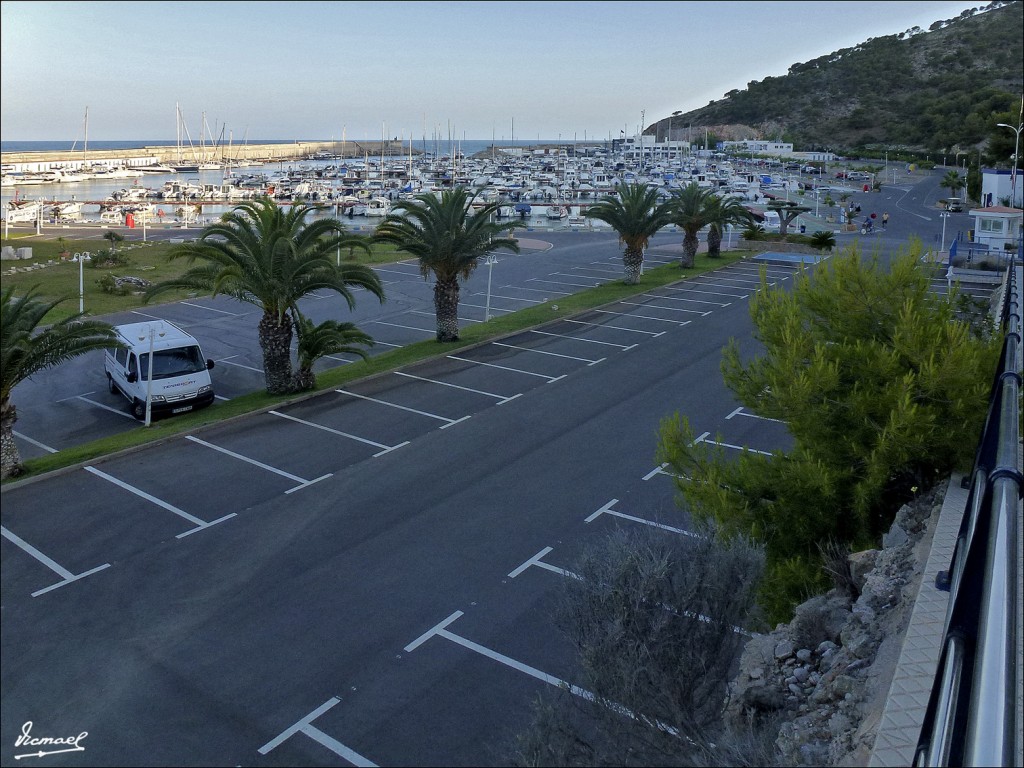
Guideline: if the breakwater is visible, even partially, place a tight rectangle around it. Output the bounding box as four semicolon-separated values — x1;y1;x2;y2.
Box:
1;141;416;173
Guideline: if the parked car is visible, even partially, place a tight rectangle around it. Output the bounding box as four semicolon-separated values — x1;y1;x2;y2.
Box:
945;198;964;212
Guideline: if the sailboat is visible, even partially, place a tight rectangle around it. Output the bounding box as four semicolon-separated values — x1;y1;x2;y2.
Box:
170;104;200;173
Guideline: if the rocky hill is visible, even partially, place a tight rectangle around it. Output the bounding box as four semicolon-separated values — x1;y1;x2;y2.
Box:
648;0;1023;156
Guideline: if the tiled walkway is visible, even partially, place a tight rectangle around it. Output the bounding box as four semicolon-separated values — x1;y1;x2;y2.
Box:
868;473;969;766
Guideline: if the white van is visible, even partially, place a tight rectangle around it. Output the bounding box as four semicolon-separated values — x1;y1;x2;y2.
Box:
104;321;215;420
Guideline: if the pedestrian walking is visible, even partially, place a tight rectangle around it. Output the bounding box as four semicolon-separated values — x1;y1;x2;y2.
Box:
882;211;889;229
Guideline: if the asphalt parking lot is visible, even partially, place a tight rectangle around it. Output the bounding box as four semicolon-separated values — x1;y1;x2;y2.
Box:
2;253;802;765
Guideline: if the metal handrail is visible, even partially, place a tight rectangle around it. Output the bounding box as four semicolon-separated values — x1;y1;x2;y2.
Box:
915;263;1022;767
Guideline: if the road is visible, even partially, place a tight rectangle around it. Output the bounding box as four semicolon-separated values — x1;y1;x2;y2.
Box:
0;169;984;766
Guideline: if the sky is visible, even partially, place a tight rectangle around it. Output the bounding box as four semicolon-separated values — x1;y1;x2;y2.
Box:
0;0;991;142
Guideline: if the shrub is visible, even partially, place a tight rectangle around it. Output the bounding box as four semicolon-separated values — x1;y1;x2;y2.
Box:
743;224;766;240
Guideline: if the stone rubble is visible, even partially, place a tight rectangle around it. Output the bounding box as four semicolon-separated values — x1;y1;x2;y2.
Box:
725;481;946;766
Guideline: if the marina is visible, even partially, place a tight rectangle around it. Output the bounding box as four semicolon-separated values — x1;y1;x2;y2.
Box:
2;136;855;232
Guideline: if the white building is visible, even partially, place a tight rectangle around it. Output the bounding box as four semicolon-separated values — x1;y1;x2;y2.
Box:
980;167;1023;209
968;205;1023;253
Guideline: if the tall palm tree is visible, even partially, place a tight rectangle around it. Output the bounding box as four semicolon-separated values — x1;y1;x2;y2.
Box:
670;183;714;268
373;187;522;342
584;183;674;284
704;195;755;258
292;312;374;392
1;287;121;479
145;197;383;395
940;169;965;200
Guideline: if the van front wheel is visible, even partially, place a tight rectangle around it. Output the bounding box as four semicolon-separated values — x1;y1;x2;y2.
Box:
107;374;118;395
131;400;147;420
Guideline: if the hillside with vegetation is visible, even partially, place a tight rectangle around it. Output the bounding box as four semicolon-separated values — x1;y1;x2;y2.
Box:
649;1;1023;161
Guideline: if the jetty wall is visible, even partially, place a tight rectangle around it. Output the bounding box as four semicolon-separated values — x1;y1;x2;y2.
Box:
1;141;414;173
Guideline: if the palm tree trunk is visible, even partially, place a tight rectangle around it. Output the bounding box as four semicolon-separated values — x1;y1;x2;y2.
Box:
681;231;699;269
258;311;294;395
707;225;722;258
434;277;461;342
1;401;23;480
292;366;316;392
623;246;643;285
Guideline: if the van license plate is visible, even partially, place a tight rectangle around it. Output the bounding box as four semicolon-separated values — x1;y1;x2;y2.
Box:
172;405;193;414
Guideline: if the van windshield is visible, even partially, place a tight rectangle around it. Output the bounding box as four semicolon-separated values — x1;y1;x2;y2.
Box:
139;346;206;380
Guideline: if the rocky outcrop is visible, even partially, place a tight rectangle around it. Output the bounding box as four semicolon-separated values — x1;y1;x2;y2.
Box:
725;482;946;766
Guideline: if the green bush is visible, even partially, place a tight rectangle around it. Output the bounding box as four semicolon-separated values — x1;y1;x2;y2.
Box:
95;273;130;296
658;242;1000;622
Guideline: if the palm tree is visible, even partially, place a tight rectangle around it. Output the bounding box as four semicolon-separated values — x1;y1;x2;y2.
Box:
1;287;121;479
145;198;384;395
704;196;755;258
292;313;374;392
584;183;674;284
373;187;522;342
940;169;965;201
670;183;714;268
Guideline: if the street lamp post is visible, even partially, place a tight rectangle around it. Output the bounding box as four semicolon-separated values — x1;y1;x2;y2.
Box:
940;212;950;254
995;119;1022;208
140;326;166;428
484;254;497;320
72;251;91;313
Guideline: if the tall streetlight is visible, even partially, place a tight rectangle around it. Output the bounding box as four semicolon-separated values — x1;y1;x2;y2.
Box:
72;251;91;313
995;119;1022;208
940;211;950;254
139;325;166;427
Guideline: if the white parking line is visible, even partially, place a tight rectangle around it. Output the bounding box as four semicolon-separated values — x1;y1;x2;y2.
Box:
641;293;729;307
410;309;482;324
129;310;168;320
571;266;622;275
530;330;635;350
184;435;332;493
84;466;237;538
75;395;136;419
650;288;731;306
179;301;240;316
620;300;709;316
370;320;435;334
725;406;785;423
584;498;697;536
661;286;747;299
336;389;470;429
215;357;265;373
493;341;605;366
373;267;421;277
527;277;601;289
404;611;677;732
12;431;58;453
269;411;408;456
393;371;520;404
562;318;664;337
460;302;515;313
258;696;377;767
447;355;567;382
508;547;582;580
513;544;747;635
503;286;570;296
473;293;545;303
695;278;770;289
593;308;690;326
1;525;111;598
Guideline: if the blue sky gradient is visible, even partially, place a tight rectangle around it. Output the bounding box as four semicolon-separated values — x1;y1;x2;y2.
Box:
1;0;986;141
